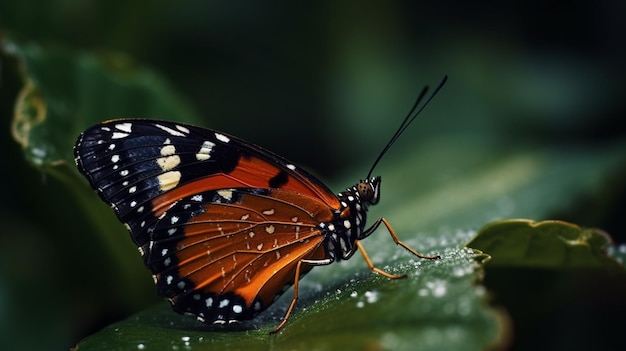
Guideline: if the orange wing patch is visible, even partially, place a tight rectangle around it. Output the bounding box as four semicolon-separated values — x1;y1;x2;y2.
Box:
170;189;332;307
150;154;341;217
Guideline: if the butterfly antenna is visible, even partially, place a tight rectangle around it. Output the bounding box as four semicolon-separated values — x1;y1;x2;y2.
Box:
366;75;448;179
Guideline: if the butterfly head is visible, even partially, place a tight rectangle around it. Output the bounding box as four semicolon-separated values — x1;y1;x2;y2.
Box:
356;176;381;206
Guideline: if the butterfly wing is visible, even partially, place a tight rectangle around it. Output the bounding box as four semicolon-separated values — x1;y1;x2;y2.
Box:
75;119;340;245
74;119;337;323
146;188;331;322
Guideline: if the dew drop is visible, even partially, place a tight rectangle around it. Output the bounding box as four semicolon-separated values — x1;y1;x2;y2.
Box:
426;280;447;298
364;290;379;303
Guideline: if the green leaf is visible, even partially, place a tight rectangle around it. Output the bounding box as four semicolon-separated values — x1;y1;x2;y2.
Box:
466;220;626;350
6;35;626;350
76;248;500;351
466;219;622;270
7;37;198;169
4;36;200;307
4;37;507;350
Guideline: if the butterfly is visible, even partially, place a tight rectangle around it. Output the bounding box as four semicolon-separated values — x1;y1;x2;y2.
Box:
74;76;446;333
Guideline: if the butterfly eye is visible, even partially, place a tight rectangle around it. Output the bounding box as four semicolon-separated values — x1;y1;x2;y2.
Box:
357;177;381;205
357;182;374;201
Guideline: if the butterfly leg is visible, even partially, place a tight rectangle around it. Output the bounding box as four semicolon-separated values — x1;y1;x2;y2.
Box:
270;260;305;334
377;217;441;260
357;217;440;279
356;240;406;279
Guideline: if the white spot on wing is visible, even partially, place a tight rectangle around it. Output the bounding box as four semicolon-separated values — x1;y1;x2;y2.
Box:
115;123;133;133
157;145;180;171
111;132;129;139
157;155;180;171
160;144;176;156
215;133;230;143
217;189;233;201
175;125;190;134
196;140;215;161
157;171;181;191
155;123;186;137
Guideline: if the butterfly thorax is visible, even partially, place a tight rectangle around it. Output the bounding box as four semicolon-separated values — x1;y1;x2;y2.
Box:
319;176;381;261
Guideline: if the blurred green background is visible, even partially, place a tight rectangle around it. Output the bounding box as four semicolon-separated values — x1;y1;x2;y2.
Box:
1;1;625;350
